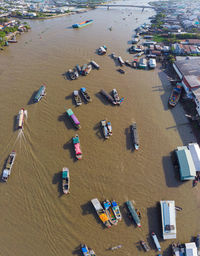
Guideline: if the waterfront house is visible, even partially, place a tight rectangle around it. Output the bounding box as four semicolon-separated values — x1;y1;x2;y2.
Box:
175;146;196;180
160;200;176;240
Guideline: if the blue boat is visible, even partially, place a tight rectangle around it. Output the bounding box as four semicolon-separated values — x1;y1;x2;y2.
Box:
34;85;46;102
151;232;161;251
72;20;93;28
81;244;96;256
126;200;141;227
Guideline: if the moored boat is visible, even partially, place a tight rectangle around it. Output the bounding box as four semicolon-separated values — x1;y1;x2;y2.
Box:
130;122;139;150
103;200;118;225
72;135;82;160
112;89;121;105
76;64;82;75
90;60;100;70
91;198;111;228
74;90;82;106
68;69;77;80
72;19;93;28
107;121;112;136
101;120;109;139
132;59;138;68
117;68;125;74
196;234;200;254
151;232;161;251
81;244;96;256
140;240;150;251
65;108;81;129
168;83;182;107
81;64;92;76
2;151;16;182
118;56;125;66
100;90;116;105
111;200;122;221
80;87;92;103
126;200;141;227
98;45;107;55
62;167;70;194
125;60;133;67
34;85;46;102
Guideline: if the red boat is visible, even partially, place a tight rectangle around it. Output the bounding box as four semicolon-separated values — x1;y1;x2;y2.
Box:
169;83;182;107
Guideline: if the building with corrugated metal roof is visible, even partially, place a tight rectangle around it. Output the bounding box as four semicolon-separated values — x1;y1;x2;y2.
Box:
188;143;200;172
175;146;196;180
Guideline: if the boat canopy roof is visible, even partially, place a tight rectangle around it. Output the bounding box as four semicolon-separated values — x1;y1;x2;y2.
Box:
104;201;111;209
73;136;80;144
74;90;78;95
62;170;68;178
100;213;109;222
185;243;198;256
112;201;117;207
91;198;103;211
176;146;196;180
81;87;86;92
81;246;88;253
126;200;140;225
188;143;200;172
71;114;80;125
66;108;73;116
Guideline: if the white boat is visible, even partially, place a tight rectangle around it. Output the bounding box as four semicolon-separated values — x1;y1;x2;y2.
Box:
90;60;100;70
62;167;70;194
118;56;125;66
18;108;25;129
149;58;156;69
2;151;16;182
112;89;121;105
107;121;112;136
151;232;161;251
101;120;109;139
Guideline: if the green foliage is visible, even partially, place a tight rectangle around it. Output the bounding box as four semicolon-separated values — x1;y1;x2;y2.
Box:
0;17;8;24
176;33;200;39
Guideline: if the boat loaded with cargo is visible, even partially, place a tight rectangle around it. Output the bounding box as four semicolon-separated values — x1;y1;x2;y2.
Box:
73;135;82;160
91;198;111;228
168;83;182;107
73;90;82;106
81;244;96;256
65;108;81;129
62;167;70;194
72;19;93;28
2;150;16;182
103;200;118;225
111;200;122;221
34;85;46;102
80;87;92;103
68;69;79;80
130;122;139;150
126;200;141;227
81;64;92;76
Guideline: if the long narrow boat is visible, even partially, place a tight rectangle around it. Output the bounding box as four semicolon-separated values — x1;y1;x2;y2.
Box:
111;201;122;221
74;90;82;106
168;83;182;107
72;19;93;28
101;120;109;139
112;89;121;105
118;56;125;66
130;122;139;150
100;90;116;105
140;240;150;251
65;108;81;129
90;60;100;70
103;200;118;225
80;88;92;103
81;244;96;256
2;151;16;182
72;135;82;160
34;85;46;102
196;234;200;254
106;121;112;136
91;198;111;228
151;232;161;251
62;167;70;194
18;108;27;129
126;200;141;227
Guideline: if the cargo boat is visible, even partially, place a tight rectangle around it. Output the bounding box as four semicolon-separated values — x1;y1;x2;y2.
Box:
130;122;139;150
91;198;111;228
81;244;96;256
126;200;141;227
80;87;92;103
72;19;93;28
73;90;82;106
2;151;16;182
168;83;182;107
151;232;161;251
65;108;81;129
100;89;116;105
34;85;46;102
103;200;118;225
111;200;122;221
18;108;26;129
73;135;82;160
62;167;70;194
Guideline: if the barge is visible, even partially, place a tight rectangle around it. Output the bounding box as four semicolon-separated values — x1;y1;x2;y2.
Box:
72;19;93;28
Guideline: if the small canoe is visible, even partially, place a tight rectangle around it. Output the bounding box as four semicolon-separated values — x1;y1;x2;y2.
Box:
73;135;82;160
62;167;70;194
117;68;125;74
103;200;118;225
151;232;161;251
111;201;122;221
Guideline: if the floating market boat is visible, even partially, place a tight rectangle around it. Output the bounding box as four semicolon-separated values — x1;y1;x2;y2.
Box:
132;59;138;68
80;87;92;103
91;198;111;228
130;122;139;150
107;121;112;136
151;232;161;251
126;200;141;227
65;108;81;129
76;64;82;75
168;83;182;107
117;68;125;74
111;201;122;221
140;240;150;251
125;60;133;67
138;58;147;69
101;120;109;139
34;85;46;102
74;90;82;106
90;60;100;70
196;234;200;253
73;135;82;160
98;45;107;55
81;244;96;256
81;64;92;76
118;56;125;66
109;245;122;251
112;89;121;105
103;200;118;225
68;69;77;80
18;108;27;129
62;167;70;194
2;151;16;182
100;90;116;105
72;19;93;28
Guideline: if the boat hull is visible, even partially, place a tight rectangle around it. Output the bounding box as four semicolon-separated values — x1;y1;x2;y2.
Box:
72;20;93;28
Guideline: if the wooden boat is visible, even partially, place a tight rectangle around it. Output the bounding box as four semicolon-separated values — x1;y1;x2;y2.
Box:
101;120;109;139
68;69;76;80
81;244;96;256
98;45;107;55
107;121;112;136
151;232;161;251
140;240;150;251
130;122;139;150
81;64;92;76
100;90;116;105
175;206;182;211
18;108;27;129
73;90;82;106
111;200;122;221
103;200;118;225
91;198;111;228
126;200;141;227
80;87;92;103
76;64;82;75
72;19;93;28
72;135;82;160
34;85;46;102
62;167;70;194
109;245;122;251
65;108;81;129
168;83;182;107
118;56;125;66
112;89;121;105
196;234;200;253
132;59;138;68
125;60;133;67
2;151;16;182
90;60;100;70
73;68;79;79
117;68;125;74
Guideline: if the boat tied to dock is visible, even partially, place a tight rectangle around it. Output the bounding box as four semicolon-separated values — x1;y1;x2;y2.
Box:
34;85;46;102
2;150;16;182
62;167;70;194
91;198;111;228
111;200;122;221
168;83;182;107
72;19;93;29
65;108;81;129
